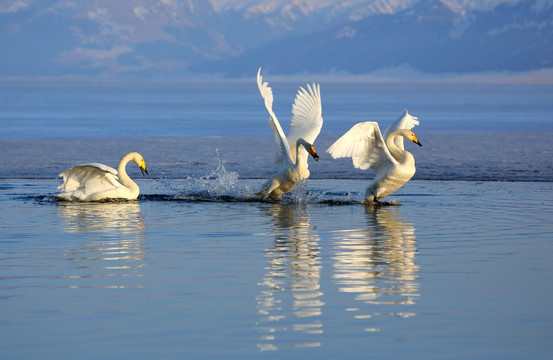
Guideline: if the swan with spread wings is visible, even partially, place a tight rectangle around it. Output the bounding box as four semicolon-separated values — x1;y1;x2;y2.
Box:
256;68;323;199
327;110;422;203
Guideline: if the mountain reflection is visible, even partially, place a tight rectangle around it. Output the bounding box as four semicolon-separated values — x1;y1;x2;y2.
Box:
57;202;146;289
256;204;323;351
332;205;419;325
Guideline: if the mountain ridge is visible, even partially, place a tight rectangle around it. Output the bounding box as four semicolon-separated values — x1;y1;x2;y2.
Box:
0;0;551;78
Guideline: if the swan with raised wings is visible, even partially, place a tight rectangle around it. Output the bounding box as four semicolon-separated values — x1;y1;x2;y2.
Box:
256;68;323;199
55;152;148;201
327;110;422;203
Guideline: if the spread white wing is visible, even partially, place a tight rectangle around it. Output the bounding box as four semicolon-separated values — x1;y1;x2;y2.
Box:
326;122;397;171
287;83;323;165
57;163;122;195
257;68;292;166
383;109;419;151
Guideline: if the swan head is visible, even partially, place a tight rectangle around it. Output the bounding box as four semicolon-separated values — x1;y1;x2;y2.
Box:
395;129;422;147
307;144;319;161
296;138;320;161
410;131;422;147
129;152;148;176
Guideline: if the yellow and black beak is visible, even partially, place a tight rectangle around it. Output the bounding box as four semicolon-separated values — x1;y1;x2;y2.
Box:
309;145;320;161
412;135;422;147
140;160;148;176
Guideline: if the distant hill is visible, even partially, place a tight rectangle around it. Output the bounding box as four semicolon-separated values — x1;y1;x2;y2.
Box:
0;0;551;78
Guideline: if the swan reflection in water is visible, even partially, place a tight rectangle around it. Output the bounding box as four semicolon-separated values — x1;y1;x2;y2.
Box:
256;203;323;351
333;205;419;329
57;202;146;289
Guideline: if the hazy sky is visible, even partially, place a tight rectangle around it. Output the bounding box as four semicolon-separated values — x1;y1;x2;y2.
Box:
0;0;524;14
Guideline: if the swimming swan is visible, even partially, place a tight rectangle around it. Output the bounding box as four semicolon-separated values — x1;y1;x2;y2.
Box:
256;68;323;199
56;152;148;201
327;110;422;203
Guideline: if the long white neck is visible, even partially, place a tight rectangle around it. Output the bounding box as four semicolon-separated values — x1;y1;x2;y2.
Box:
117;153;139;196
294;138;311;179
294;138;308;167
386;130;411;164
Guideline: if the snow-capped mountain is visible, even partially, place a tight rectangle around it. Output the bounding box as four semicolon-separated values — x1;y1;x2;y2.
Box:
0;0;551;77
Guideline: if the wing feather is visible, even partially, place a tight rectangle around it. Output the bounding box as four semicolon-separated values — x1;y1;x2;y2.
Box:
257;68;292;166
287;83;323;163
326;122;396;171
58;163;121;194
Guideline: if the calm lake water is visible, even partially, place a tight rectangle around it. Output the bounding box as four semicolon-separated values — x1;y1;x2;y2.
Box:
1;80;553;359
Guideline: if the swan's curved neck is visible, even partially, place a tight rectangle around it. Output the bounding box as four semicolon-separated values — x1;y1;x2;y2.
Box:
386;130;407;163
117;153;138;191
295;138;309;168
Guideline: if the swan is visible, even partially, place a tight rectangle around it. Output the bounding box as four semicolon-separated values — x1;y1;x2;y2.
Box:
55;152;148;201
327;110;422;203
256;68;323;199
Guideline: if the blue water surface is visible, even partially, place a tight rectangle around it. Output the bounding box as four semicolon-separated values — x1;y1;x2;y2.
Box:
1;79;553;360
1;81;552;138
1;179;553;359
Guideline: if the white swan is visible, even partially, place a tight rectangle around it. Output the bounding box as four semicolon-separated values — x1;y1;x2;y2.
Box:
55;152;148;201
327;110;422;203
256;68;323;199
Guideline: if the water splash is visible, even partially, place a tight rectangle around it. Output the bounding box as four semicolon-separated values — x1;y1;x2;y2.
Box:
174;155;256;201
171;156;365;204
